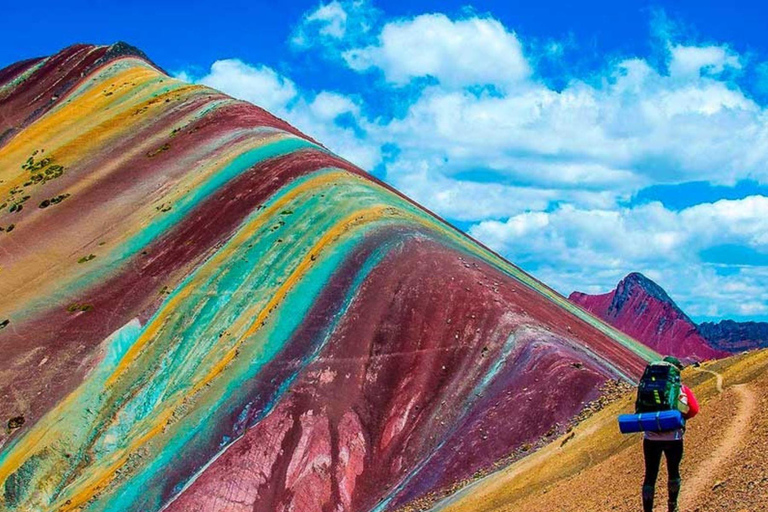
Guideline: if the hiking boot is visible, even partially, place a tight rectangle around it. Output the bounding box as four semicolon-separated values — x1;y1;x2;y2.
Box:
667;478;681;512
642;484;655;512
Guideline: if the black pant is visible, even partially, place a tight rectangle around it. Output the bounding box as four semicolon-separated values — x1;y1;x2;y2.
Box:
642;439;683;512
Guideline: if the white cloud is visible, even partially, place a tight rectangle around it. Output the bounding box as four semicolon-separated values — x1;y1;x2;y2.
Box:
309;91;360;120
374;56;767;193
668;44;741;79
342;14;530;88
469;196;768;265
468;197;768;319
305;1;349;39
737;301;768;315
388;162;559;220
289;5;768;214
285;98;380;170
385;155;626;222
291;1;379;52
357;53;767;222
174;70;193;83
681;196;768;248
195;59;298;113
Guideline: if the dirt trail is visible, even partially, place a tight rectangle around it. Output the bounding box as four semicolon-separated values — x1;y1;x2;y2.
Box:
681;382;756;510
692;366;723;393
429;350;768;512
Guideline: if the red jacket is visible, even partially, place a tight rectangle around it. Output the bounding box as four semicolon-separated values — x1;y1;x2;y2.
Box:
682;385;699;420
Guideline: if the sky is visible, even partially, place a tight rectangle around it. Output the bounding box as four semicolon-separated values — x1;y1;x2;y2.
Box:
2;0;768;322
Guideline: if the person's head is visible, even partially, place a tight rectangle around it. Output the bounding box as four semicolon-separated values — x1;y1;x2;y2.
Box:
663;355;684;371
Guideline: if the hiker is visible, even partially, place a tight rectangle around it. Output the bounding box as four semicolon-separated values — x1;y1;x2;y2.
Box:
641;356;700;512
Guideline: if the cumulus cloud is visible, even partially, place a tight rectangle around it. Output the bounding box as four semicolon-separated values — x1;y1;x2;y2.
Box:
468;197;768;319
343;14;530;88
195;59;298;113
308;91;360;120
668;44;741;79
469;196;768;265
302;1;349;39
388;162;558;221
375;56;767;194
387;156;624;222
290;6;768;224
291;0;380;53
356;51;767;227
289;4;768;201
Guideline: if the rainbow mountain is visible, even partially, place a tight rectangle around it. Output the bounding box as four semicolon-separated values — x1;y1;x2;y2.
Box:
0;43;654;512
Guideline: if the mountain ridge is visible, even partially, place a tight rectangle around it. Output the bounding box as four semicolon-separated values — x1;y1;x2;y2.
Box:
0;43;652;512
699;319;768;352
570;272;768;359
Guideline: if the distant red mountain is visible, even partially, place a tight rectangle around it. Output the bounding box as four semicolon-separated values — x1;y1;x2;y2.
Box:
569;273;731;361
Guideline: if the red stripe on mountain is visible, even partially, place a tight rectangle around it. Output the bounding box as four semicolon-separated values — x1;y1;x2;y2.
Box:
0;148;358;449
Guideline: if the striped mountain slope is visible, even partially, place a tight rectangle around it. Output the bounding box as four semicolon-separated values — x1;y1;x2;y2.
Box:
0;43;654;512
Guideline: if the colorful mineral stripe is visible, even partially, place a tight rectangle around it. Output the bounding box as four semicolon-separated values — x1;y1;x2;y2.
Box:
0;43;656;512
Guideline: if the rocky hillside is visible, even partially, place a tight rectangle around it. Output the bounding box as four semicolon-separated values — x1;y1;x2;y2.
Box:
569;273;726;360
699;319;768;353
0;44;653;512
430;348;768;512
570;273;768;360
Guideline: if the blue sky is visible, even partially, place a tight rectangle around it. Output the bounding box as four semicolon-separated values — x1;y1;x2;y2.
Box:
3;0;768;321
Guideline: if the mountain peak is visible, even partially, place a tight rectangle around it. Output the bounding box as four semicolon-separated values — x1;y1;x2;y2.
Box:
614;272;684;318
570;273;724;360
101;41;162;69
622;271;659;289
572;274;768;358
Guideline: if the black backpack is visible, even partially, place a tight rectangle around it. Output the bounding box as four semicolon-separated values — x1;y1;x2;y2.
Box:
635;361;682;414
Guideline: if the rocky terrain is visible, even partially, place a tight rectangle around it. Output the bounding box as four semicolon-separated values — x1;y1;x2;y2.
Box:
431;348;768;512
699;319;768;353
0;44;653;512
570;272;768;360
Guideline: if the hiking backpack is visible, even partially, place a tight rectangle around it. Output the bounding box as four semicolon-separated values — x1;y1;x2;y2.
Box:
635;361;682;414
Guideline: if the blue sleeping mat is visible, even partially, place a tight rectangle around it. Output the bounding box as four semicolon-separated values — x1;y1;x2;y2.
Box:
618;410;685;434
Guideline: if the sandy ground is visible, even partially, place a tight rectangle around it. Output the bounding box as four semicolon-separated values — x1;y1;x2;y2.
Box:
431;349;768;512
